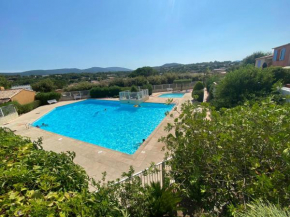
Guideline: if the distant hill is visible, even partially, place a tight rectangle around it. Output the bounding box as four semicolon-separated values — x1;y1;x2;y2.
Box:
160;63;182;67
153;61;239;73
0;67;132;76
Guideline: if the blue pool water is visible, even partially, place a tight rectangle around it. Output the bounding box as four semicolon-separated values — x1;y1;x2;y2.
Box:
159;93;185;98
33;100;174;154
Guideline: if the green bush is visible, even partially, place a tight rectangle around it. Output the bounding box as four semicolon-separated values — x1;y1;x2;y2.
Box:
32;78;56;92
142;83;153;95
16;100;41;114
212;65;274;108
193;81;204;91
235;200;290;217
192;89;204;102
0;100;41;115
0;128;181;216
161;99;290;215
272;67;290;84
90;86;129;98
35;92;61;105
130;85;138;92
64;81;96;91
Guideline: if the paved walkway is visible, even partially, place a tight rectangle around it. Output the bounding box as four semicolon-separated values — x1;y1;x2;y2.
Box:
3;92;192;189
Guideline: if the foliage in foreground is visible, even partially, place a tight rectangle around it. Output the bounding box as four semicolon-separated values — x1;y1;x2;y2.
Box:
0;128;181;216
161;98;290;215
235;200;290;217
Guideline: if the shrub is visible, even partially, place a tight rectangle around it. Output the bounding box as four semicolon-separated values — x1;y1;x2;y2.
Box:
32;78;56;92
35;92;61;105
235;200;290;217
90;86;129;98
161;99;290;215
16;100;41;114
212;65;274;108
0;128;181;216
0;100;41;115
64;81;96;91
130;85;138;92
193;81;204;91
192;89;204;102
272;67;290;84
142;83;153;95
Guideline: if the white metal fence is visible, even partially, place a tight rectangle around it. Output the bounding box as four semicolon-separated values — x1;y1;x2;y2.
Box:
0;104;17;118
117;158;173;188
60;90;91;101
152;82;196;92
119;89;149;101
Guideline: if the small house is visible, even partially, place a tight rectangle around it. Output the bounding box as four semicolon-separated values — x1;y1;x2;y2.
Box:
255;55;273;68
0;89;36;105
272;43;290;67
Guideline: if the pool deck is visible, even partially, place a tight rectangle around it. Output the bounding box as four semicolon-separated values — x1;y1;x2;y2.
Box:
3;91;192;190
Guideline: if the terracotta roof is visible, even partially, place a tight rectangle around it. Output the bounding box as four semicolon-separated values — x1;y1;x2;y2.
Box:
272;43;290;49
0;89;22;99
255;55;273;60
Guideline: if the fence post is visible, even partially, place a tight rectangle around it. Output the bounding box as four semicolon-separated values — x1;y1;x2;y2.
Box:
161;161;165;187
0;108;4;117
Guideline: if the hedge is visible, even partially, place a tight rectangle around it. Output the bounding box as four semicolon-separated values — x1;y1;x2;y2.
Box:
142;84;153;95
0;100;41;115
192;89;204;102
35;92;61;105
193;81;204;91
90;86;130;98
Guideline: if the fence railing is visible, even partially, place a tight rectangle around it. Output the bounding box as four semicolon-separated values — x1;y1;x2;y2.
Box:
116;158;173;188
11;85;33;91
119;89;149;102
60;90;91;101
0;104;17;118
152;82;196;92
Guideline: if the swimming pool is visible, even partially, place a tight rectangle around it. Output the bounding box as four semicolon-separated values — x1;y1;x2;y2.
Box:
33;100;174;155
159;93;185;98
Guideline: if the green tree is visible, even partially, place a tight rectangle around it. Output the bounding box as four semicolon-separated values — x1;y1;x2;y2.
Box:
193;81;204;91
160;99;290;215
32;78;56;92
242;51;272;65
129;67;158;78
130;85;139;92
0;75;10;89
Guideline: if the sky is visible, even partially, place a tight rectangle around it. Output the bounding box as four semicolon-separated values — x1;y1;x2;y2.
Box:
0;0;289;72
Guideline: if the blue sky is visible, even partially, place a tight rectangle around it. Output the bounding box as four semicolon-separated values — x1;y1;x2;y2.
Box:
0;0;289;72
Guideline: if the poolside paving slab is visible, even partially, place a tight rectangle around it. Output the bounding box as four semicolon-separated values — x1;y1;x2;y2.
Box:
4;92;192;190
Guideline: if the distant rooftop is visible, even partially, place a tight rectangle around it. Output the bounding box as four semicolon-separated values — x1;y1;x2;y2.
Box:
0;89;22;99
272;43;290;49
255;55;273;60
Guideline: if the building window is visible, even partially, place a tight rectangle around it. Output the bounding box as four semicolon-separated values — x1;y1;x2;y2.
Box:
279;48;286;61
273;49;278;61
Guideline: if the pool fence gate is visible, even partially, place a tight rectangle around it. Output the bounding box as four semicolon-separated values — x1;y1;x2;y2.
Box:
116;158;173;188
119;89;149;104
0;104;18;125
60;90;91;101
